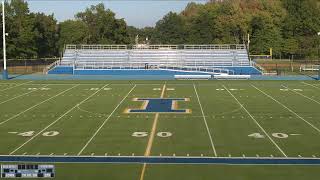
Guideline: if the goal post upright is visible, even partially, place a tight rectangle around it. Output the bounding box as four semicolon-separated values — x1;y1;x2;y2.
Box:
2;0;8;80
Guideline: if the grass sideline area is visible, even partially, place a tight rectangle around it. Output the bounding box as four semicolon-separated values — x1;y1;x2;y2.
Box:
0;80;320;179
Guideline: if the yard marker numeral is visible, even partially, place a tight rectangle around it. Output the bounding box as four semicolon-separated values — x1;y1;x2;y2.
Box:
132;131;172;138
272;133;288;139
132;132;148;137
27;88;50;91
216;88;244;91
156;132;172;137
18;131;35;137
13;131;59;137
248;133;265;139
42;131;59;137
249;132;290;139
280;89;289;91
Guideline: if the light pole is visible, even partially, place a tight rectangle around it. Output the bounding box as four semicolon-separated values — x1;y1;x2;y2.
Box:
318;32;320;80
2;1;8;80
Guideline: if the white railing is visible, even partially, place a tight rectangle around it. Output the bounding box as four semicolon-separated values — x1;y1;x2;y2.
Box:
65;44;246;50
132;45;179;49
66;44;127;50
44;59;61;74
300;65;320;71
184;44;246;50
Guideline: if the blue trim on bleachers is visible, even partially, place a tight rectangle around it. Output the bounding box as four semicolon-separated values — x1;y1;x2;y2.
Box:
3;74;317;81
0;156;319;165
73;69;210;76
48;66;73;74
48;66;262;75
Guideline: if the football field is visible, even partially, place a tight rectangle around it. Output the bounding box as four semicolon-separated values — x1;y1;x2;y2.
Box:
0;80;320;179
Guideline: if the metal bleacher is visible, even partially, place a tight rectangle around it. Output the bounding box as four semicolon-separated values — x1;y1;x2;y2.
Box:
49;44;261;75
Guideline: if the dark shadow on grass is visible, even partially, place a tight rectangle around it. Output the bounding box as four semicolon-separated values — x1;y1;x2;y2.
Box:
8;74;25;80
295;71;319;80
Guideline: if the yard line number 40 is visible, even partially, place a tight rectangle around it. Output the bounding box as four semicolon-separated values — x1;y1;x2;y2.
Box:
248;132;290;139
10;131;59;137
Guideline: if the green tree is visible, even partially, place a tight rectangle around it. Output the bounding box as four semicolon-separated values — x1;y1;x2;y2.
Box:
249;13;283;56
75;3;130;44
282;0;320;58
32;13;58;57
154;12;187;44
58;20;89;50
4;0;37;58
187;11;215;43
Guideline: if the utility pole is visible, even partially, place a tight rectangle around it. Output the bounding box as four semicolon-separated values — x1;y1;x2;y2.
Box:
247;33;250;54
317;32;320;80
247;33;251;63
2;1;8;79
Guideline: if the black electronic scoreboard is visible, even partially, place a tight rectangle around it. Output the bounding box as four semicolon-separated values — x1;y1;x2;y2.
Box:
1;164;55;178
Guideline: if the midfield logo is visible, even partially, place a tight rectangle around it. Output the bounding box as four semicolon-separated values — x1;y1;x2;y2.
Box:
125;98;191;113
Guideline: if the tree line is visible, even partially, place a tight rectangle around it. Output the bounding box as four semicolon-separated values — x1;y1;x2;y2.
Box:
1;0;320;59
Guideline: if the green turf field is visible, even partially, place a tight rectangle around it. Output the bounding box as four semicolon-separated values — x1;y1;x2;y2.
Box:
0;80;320;179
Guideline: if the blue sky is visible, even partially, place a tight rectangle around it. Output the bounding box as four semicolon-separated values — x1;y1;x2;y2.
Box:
27;0;207;28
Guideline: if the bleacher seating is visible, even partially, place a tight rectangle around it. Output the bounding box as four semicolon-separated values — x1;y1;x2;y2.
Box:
48;44;261;75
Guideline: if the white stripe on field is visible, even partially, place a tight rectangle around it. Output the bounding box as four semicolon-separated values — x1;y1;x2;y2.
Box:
0;85;49;105
193;84;217;157
281;85;320;105
0;81;32;92
223;85;287;157
77;85;136;156
9;84;109;155
302;82;320;89
252;85;320;134
0;85;79;126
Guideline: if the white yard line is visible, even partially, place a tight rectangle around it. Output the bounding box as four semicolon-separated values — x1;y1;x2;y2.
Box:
139;84;166;180
0;83;19;85
0;85;49;105
302;82;320;89
281;85;320;105
0;85;79;126
223;85;287;157
252;85;320;134
77;85;136;156
143;84;166;158
0;81;32;92
193;84;217;157
9;84;109;155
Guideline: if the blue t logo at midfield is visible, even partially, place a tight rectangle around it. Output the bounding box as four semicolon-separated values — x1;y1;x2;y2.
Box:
125;98;191;113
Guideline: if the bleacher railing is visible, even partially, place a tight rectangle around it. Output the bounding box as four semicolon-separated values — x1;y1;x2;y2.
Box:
66;44;127;50
184;44;245;50
65;44;246;50
300;65;320;71
57;44;252;75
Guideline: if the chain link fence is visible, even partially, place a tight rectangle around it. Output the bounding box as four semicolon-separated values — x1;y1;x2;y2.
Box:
255;59;320;76
0;58;59;75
